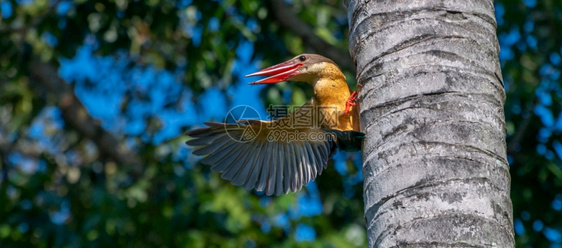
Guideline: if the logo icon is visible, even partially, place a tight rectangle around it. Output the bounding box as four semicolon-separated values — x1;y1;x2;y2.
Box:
224;105;262;143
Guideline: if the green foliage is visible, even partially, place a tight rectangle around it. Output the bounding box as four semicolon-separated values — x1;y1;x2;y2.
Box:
495;0;562;246
0;0;561;247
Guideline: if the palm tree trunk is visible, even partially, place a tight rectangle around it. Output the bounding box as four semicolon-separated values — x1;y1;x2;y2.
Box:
346;0;514;246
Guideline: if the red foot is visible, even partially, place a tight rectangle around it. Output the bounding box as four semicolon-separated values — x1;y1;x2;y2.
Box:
344;91;358;115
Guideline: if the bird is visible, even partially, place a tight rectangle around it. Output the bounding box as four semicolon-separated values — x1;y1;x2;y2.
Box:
185;54;363;196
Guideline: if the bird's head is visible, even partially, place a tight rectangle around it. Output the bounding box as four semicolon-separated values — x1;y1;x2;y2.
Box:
246;54;340;85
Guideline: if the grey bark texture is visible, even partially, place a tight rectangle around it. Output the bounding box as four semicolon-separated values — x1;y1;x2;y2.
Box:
346;0;514;247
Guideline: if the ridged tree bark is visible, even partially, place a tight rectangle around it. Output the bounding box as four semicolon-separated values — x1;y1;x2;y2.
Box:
346;0;514;246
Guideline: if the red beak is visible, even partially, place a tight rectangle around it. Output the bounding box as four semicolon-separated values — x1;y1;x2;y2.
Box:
245;60;303;85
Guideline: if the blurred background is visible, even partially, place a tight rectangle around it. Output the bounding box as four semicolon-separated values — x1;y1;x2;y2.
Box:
0;0;560;247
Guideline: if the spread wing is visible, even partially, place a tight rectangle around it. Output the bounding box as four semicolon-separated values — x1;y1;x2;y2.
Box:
185;121;338;196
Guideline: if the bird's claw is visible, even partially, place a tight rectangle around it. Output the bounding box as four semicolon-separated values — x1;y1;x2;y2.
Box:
344;91;358;115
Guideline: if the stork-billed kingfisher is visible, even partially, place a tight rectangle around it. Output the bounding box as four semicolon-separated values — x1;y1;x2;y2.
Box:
186;54;363;196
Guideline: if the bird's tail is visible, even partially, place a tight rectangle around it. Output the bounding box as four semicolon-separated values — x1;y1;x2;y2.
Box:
323;129;365;152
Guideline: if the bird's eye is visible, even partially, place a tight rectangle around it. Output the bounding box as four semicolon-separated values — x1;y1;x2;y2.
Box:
298;55;306;61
